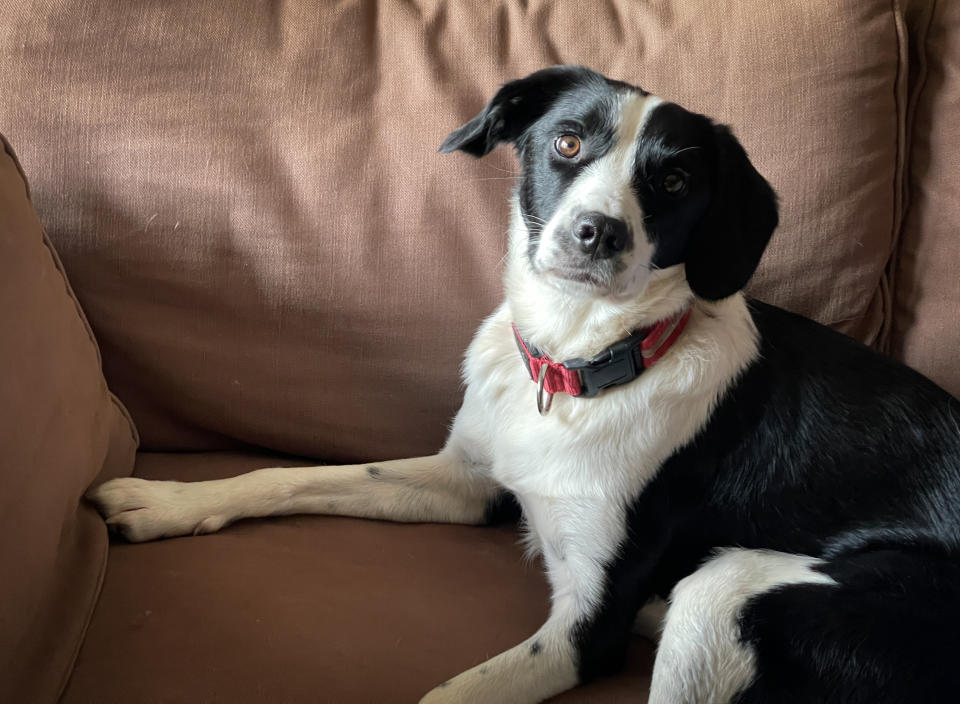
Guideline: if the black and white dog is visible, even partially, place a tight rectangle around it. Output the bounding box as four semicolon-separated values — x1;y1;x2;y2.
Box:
91;66;960;703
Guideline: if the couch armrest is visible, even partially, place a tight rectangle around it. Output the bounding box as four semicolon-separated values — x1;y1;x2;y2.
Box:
0;133;138;704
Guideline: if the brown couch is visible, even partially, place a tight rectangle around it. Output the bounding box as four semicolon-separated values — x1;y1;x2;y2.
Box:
1;1;958;702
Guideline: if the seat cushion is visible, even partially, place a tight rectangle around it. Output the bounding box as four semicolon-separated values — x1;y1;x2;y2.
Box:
0;0;907;462
64;452;654;703
0;134;138;704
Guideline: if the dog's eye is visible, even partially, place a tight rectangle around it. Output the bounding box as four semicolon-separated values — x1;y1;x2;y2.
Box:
661;169;687;195
554;134;581;159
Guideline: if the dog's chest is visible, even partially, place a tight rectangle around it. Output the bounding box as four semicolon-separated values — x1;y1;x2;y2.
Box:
464;307;691;501
461;299;759;503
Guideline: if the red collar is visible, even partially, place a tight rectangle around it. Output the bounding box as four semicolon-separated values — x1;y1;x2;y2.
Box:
512;306;692;412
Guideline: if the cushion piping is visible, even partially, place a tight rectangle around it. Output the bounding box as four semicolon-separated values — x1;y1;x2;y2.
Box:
55;521;110;703
874;0;910;353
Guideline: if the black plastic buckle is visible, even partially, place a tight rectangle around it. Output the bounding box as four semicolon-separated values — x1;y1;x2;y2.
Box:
562;330;648;398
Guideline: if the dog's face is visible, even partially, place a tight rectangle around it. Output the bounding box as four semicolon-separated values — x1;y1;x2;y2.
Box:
441;66;778;302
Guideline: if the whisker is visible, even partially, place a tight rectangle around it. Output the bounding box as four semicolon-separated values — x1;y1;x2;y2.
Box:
669;146;702;156
480;163;523;176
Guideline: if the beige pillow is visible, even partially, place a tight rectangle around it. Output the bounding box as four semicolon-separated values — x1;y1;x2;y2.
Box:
0;134;138;703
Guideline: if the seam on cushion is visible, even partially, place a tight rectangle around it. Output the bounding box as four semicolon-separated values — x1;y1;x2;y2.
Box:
55;517;110;703
887;0;937;357
108;393;140;445
1;135;139;447
877;0;911;354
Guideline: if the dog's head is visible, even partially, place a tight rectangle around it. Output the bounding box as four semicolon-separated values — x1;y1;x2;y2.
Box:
440;66;778;302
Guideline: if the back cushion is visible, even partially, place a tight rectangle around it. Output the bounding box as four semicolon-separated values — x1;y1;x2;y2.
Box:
0;134;138;704
0;0;905;461
890;0;960;399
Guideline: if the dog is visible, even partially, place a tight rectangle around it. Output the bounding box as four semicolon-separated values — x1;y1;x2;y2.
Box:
90;65;960;703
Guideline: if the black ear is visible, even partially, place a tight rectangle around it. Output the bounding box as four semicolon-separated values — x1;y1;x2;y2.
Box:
439;66;591;157
684;125;779;301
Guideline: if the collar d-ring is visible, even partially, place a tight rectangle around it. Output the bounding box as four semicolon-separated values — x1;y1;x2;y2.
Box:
537;363;554;416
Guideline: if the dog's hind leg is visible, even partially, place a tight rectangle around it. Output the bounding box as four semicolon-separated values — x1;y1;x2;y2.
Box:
649;548;836;704
88;389;502;542
652;546;960;703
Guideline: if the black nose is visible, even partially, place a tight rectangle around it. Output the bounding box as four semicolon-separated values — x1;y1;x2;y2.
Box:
572;212;632;259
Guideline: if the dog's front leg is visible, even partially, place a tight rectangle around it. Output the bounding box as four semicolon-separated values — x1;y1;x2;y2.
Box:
421;494;646;704
89;388;503;542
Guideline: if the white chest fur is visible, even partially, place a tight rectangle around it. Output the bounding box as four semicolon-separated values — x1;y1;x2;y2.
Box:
463;294;759;503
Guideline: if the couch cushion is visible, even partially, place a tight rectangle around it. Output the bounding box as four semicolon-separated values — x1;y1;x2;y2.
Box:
0;134;138;704
0;0;906;461
890;0;960;399
63;452;654;703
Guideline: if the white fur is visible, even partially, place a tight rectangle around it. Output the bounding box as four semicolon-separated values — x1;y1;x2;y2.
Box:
650;549;837;704
89;84;763;703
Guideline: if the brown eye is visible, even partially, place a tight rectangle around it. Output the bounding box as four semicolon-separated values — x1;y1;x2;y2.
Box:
662;170;687;194
554;134;581;158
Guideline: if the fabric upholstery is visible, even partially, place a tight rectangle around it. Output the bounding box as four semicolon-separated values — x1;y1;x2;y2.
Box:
0;134;138;704
62;452;655;703
0;0;907;462
890;0;960;398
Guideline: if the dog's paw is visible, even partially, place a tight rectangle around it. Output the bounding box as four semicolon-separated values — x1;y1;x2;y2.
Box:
86;477;232;542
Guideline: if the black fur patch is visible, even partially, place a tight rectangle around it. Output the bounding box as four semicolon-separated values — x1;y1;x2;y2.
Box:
633;102;717;264
366;465;383;479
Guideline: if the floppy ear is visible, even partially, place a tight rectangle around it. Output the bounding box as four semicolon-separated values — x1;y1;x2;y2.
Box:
439;66;590;157
684;125;779;301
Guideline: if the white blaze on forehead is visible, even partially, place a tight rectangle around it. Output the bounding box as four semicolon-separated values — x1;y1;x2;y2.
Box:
609;92;663;183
